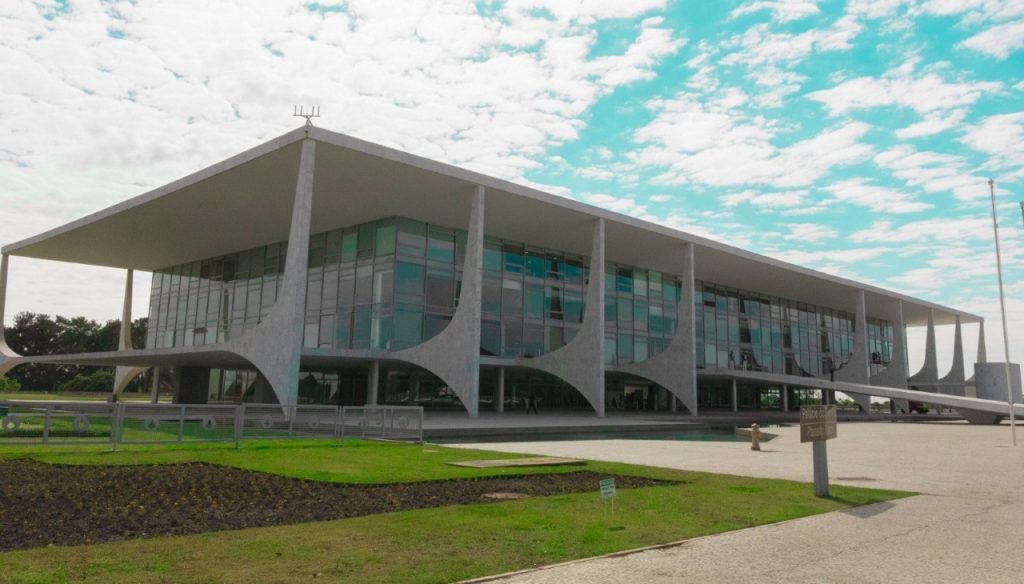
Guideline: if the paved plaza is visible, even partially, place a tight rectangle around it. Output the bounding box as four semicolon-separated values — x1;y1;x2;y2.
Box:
453;421;1024;584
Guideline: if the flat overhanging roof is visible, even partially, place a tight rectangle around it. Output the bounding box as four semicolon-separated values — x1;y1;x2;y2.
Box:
3;126;980;327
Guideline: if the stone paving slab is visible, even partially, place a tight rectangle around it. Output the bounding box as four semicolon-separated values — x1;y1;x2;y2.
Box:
452;421;1024;584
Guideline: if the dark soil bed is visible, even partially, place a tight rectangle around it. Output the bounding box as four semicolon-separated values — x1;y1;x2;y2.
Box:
0;459;669;551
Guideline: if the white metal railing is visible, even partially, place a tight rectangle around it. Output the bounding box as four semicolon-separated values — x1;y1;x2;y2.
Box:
0;401;423;447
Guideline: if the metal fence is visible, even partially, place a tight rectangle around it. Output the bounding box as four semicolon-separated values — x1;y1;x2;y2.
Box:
0;401;423;447
340;406;425;442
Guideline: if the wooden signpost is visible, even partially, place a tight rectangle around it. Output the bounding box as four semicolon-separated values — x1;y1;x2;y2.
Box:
801;405;837;497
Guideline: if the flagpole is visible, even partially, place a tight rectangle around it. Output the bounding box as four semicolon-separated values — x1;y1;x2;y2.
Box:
988;179;1017;446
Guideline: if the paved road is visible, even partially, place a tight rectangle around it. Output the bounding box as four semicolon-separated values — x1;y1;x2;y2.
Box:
453;421;1024;584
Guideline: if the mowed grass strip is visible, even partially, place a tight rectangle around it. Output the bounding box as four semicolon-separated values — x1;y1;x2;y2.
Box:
0;441;911;584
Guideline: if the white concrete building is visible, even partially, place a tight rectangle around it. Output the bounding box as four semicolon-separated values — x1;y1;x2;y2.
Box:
1;126;1012;420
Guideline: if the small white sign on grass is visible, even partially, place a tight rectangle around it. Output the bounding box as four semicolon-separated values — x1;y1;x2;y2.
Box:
599;477;616;500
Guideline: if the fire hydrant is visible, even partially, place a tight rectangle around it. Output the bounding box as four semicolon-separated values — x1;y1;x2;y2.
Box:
750;423;761;451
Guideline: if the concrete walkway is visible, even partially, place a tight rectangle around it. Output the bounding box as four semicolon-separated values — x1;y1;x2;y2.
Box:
452;421;1024;584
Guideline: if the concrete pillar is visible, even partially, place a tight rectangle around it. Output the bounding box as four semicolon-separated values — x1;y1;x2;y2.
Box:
620;242;698;415
150;367;161;403
523;219;606;416
731;378;738;412
833;290;871;413
0;254;19;376
977;320;987;365
782;383;789;412
938;316;966;395
909;309;939;385
366;360;379;406
496;367;505;412
113;269;147;396
872;300;910;413
670;393;677;413
392;186;485;416
233;137;316;405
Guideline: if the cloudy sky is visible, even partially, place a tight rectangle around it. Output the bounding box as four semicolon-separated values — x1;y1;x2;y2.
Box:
2;0;1023;375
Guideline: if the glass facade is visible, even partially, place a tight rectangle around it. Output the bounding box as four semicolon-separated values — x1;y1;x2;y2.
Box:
694;281;895;377
146;216;895;382
603;264;682;366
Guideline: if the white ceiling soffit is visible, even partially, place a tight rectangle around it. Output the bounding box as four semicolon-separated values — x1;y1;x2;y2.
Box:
3;127;978;327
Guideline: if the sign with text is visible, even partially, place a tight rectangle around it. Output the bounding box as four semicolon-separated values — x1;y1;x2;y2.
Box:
800;405;838;443
599;477;616;500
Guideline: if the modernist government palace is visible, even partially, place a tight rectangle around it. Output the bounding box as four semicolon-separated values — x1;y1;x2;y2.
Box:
0;125;1017;420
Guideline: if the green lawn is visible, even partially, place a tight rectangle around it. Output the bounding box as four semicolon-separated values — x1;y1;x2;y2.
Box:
0;440;912;583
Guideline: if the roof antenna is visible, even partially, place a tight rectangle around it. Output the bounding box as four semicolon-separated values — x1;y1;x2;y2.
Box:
293;105;320;128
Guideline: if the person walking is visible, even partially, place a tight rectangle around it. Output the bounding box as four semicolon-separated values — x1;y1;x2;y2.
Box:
528;389;539;414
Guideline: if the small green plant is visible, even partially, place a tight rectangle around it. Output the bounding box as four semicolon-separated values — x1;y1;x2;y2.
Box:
0;375;20;392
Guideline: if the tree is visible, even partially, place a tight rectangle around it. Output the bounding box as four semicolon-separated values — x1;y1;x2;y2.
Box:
2;312;150;392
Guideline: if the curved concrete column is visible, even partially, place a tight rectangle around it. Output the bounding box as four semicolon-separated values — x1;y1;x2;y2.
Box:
0;254;21;376
518;219;606;416
938;316;965;395
619;242;697;415
393;186;485;417
977;321;987;364
230;137;317;405
113;269;147;396
968;321;987;386
908;309;939;388
833;290;871;413
871;300;909;413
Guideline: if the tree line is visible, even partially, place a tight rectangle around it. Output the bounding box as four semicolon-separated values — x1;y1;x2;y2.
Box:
2;312;149;393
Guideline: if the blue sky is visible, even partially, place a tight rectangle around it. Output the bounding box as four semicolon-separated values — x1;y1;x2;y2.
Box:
1;0;1023;372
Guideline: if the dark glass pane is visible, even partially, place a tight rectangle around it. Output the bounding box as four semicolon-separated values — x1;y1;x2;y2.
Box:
354;265;373;305
482;272;501;314
617;333;634;363
525;283;544;319
425;265;455;309
358;223;376;258
427;226;455;263
393;303;423;348
565;289;583;323
503;243;524;273
502;278;523;316
545;286;563;320
524;249;545;278
523;324;544;358
483;238;502;272
502;317;523;358
480;319;501;355
375;220;396;256
395;262;424;304
341;229;357;263
397;218;427;257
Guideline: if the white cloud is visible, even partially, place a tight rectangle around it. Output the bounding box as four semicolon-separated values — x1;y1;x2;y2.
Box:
768;247;888;265
630;93;872;188
825;178;932;213
894;109;967;139
721;189;808;208
649;194;672;202
784;222;837;242
731;0;822;23
0;0;687;325
849;217;995;243
721;14;862;67
807;69;1001;116
961;19;1024;58
874;145;991;202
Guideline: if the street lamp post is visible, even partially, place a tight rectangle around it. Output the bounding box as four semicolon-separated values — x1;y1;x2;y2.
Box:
988;179;1017;446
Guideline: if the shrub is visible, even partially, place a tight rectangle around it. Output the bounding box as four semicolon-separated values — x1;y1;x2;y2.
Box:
0;376;21;392
58;371;115;393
